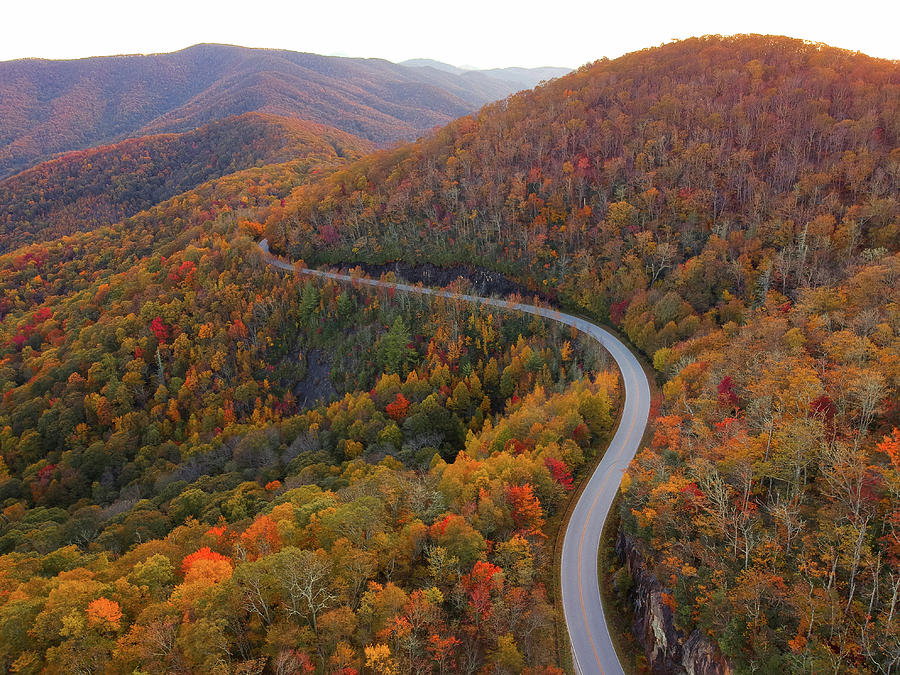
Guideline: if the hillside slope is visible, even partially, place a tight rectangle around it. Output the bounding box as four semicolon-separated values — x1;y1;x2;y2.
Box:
0;113;373;251
262;34;900;671
0;43;516;178
0;136;615;671
271;34;898;308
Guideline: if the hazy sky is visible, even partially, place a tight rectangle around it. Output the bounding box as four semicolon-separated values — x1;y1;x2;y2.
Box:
5;0;898;67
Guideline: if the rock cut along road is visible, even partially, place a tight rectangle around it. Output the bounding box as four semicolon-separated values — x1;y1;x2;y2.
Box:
260;241;651;674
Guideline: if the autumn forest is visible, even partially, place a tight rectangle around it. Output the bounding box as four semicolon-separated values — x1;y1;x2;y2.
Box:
0;33;897;675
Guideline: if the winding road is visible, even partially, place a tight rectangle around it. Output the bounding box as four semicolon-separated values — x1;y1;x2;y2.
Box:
259;241;651;674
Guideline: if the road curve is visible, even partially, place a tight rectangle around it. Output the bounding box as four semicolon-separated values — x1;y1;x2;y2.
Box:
259;241;651;674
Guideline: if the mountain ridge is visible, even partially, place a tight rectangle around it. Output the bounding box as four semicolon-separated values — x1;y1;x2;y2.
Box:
0;43;526;179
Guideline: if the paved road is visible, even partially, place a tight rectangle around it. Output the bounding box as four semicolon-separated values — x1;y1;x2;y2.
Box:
259;241;651;674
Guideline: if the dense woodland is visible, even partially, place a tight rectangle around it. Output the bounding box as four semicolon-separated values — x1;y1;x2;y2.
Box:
0;134;618;671
622;253;899;672
0;33;896;673
258;35;900;672
0;233;615;673
0;134;384;323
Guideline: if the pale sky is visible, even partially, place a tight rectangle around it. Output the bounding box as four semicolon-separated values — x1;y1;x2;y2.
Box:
4;0;898;68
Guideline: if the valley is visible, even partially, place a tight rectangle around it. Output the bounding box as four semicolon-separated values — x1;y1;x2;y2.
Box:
260;238;652;672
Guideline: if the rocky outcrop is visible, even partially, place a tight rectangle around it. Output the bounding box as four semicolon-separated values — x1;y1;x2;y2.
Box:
616;532;732;675
681;631;732;675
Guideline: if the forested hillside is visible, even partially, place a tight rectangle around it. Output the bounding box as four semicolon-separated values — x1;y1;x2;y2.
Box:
0;125;619;671
0;43;522;178
0;113;373;251
0;229;613;673
0;158;314;321
259;34;900;671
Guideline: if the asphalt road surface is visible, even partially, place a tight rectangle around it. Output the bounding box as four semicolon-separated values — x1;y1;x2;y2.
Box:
260;241;652;674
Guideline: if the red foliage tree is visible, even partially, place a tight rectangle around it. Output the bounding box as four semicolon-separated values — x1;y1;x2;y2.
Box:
150;317;170;342
385;393;411;421
717;376;739;410
461;560;504;623
239;515;282;560
544;456;574;491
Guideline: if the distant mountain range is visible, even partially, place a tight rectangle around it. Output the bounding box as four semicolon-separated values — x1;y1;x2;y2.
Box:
0;44;568;179
399;59;571;89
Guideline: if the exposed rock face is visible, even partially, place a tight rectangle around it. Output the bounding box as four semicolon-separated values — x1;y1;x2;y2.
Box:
616;532;733;675
682;631;732;675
